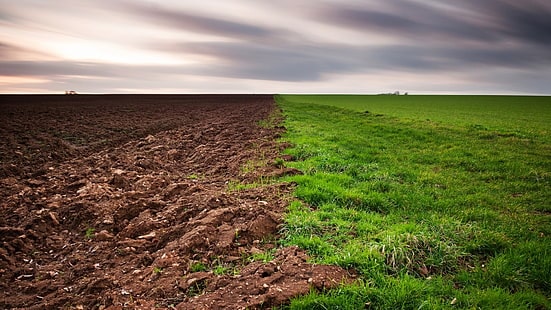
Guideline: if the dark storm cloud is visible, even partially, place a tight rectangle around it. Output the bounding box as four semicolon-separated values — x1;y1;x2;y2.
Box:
461;0;551;46
317;1;499;43
370;43;551;71
130;0;551;82
168;41;356;81
319;0;551;46
304;0;551;81
110;1;293;42
149;35;551;82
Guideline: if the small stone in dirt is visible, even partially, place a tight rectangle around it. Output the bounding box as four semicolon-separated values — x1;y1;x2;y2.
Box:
67;179;87;191
113;169;125;175
95;230;114;241
137;232;156;240
226;256;241;262
167;149;179;159
250;247;263;255
48;212;60;225
110;173;128;189
47;201;61;209
180;272;211;291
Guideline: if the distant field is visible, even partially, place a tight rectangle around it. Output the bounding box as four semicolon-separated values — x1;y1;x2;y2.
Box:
276;94;550;309
281;95;550;142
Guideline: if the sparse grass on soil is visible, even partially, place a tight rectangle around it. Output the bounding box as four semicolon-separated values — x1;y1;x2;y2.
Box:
275;94;551;309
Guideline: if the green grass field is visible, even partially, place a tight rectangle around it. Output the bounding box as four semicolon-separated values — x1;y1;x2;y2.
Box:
275;94;550;309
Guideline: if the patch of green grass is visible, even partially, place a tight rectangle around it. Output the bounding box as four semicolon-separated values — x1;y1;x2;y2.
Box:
275;94;550;309
187;173;200;180
208;256;240;276
241;159;269;174
153;266;163;274
84;227;95;239
226;179;263;192
189;261;208;273
248;248;277;263
273;157;285;168
258;107;283;129
226;176;278;192
212;265;229;276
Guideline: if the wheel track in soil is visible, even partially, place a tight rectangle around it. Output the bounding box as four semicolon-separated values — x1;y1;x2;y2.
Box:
0;95;353;309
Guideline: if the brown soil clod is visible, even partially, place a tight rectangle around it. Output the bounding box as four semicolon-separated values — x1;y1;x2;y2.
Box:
0;95;353;309
178;246;355;309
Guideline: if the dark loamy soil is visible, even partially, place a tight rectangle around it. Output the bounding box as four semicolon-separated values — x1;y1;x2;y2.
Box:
0;95;354;309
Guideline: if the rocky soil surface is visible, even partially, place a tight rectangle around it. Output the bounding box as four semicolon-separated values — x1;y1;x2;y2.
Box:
0;95;353;309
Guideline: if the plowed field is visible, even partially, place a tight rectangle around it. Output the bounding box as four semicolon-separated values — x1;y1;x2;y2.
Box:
0;95;352;309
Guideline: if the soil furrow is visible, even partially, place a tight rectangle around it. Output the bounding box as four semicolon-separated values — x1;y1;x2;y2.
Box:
0;95;353;309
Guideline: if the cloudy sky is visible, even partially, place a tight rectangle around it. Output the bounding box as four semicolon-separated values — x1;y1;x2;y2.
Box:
1;0;550;94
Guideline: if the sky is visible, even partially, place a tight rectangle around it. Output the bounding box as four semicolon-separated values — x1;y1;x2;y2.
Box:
1;0;550;94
